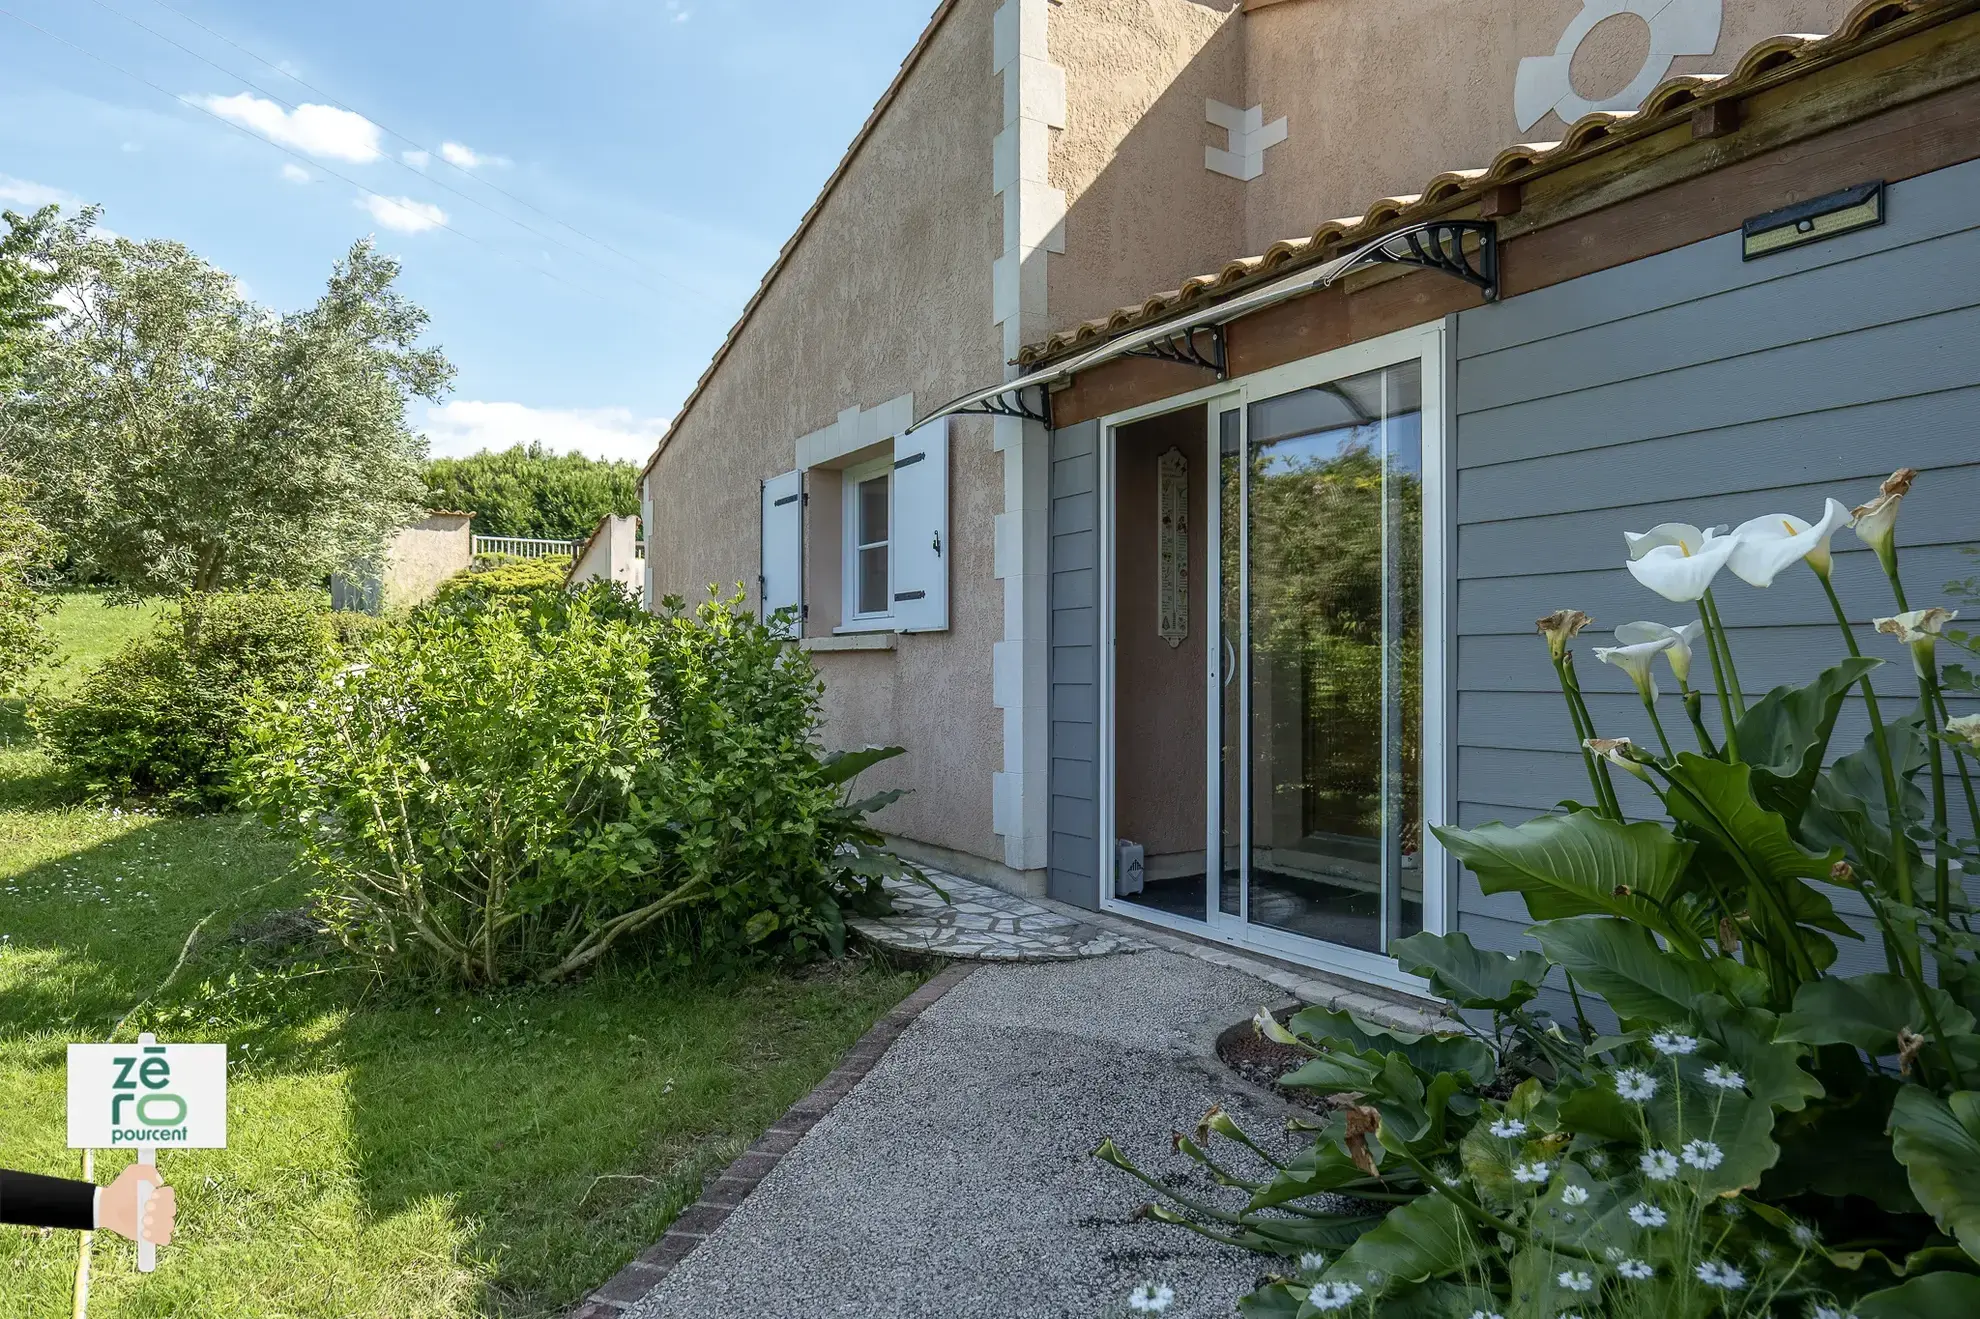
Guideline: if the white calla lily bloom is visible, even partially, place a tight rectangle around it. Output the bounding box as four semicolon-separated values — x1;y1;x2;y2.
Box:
1614;621;1704;687
1852;468;1918;569
1947;713;1980;749
1626;531;1739;603
1624;523;1724;561
1593;638;1675;702
1727;499;1853;586
1875;607;1957;676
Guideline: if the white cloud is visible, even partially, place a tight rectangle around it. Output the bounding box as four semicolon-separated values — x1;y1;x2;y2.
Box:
666;1;691;20
0;174;76;210
402;148;430;169
439;140;507;169
280;162;312;183
357;194;447;233
202;93;381;163
420;401;668;464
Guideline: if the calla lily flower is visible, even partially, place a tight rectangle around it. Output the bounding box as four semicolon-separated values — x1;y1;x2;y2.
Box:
1614;621;1704;687
1852;467;1919;571
1586;736;1651;779
1624;523;1725;561
1536;609;1593;661
1875;606;1956;675
1594;637;1676;702
1946;713;1980;749
1626;532;1739;603
1727;499;1853;586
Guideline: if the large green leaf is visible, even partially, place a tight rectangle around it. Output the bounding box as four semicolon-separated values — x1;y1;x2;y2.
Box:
1432;813;1697;948
1657;753;1854;962
1735;656;1882;822
1315;1191;1472;1303
1288;1004;1495;1086
1803;709;1929;890
1391;930;1550;1010
1763;1074;1918;1214
1531;918;1760;1024
1238;1284;1303;1319
1691;994;1824;1113
1779;974;1977;1058
817;744;905;786
1858;1272;1980;1318
1888;1086;1980;1262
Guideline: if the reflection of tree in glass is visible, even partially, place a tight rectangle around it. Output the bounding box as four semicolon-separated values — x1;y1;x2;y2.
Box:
1246;438;1421;846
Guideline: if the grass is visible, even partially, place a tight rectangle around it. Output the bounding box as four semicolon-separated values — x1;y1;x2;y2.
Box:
0;595;932;1318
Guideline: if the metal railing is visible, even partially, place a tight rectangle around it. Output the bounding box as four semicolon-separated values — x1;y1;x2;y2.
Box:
472;536;580;559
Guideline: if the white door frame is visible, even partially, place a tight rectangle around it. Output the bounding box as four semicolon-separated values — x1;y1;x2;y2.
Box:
1094;320;1451;995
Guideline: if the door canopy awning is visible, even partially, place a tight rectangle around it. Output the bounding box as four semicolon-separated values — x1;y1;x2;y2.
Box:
913;218;1497;431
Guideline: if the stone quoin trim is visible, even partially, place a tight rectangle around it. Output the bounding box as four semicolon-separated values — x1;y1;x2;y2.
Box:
561;964;978;1318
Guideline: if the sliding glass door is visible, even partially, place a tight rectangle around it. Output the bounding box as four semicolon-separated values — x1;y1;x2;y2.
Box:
1103;323;1445;980
1238;361;1424;951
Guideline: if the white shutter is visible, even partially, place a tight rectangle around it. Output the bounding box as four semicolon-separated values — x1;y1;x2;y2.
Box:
890;418;949;632
759;469;802;634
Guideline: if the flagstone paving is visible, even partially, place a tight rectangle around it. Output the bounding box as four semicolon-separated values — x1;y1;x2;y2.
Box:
848;868;1153;961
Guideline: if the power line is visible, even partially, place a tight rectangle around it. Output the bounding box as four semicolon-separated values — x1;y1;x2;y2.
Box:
134;0;712;303
77;0;706;306
0;4;633;312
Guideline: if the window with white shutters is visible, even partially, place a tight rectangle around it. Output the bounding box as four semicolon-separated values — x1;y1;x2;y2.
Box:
759;469;802;634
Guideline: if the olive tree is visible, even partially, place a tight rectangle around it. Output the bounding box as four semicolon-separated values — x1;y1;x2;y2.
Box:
0;211;453;594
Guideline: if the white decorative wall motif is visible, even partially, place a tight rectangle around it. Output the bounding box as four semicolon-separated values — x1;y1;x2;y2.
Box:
1205;99;1288;182
1514;0;1723;132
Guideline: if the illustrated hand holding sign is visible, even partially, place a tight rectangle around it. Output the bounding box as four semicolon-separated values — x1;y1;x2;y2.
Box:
68;1032;225;1271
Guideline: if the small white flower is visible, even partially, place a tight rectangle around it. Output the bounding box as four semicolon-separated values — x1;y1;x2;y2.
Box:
1466;1311;1505;1319
1719;1199;1746;1219
1628;1201;1668;1228
1682;1139;1724;1171
1696;1261;1747;1290
1557;1270;1595;1293
1618;1258;1654;1280
1791;1223;1819;1248
1585;1150;1609;1171
1298;1252;1328;1276
1489;1117;1527;1139
1650;1032;1699;1056
1561;1184;1590;1206
1512;1161;1551;1184
1703;1064;1745;1091
1615;1067;1659;1101
1812;1306;1857;1319
1126;1282;1175;1313
1307;1282;1364;1312
1640;1149;1679;1181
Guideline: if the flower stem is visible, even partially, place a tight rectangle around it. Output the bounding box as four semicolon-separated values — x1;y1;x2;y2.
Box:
1696;601;1741;763
1643;696;1676;761
1561;658;1623;819
1921;666;1953;927
1819;572;1915;910
1681;687;1719;757
1703;590;1748;720
1932;685;1980;861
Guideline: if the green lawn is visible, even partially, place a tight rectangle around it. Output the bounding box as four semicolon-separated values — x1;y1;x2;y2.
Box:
1;596;930;1318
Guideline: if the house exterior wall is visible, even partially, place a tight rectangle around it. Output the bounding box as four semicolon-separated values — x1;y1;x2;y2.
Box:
568;514;642;596
642;0;1010;877
1449;156;1980;1003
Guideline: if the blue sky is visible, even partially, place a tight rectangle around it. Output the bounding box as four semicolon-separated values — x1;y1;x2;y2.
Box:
0;0;938;462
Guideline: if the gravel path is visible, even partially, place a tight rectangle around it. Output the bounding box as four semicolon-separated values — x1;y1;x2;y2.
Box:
625;951;1298;1319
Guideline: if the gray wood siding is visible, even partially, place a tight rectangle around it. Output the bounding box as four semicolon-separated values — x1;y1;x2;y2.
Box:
1048;419;1102;908
1450;158;1980;984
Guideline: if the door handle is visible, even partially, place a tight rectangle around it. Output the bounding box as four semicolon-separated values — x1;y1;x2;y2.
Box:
1223;638;1237;687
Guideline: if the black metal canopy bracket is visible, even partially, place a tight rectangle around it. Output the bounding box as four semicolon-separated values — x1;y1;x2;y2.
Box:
1122;323;1226;376
949;382;1052;425
1357;219;1498;301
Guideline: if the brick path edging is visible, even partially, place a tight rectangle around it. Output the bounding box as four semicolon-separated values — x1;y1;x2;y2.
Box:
564;962;979;1317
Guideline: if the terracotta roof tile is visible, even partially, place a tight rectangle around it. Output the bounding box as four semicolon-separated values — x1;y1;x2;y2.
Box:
1016;0;1964;367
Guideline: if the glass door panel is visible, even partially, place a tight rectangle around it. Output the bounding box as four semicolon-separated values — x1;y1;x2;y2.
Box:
1244;362;1424;951
1217;405;1243;918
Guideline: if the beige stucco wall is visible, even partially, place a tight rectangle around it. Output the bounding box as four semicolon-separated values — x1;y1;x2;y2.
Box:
1048;0;1245;330
382;513;472;611
643;0;1007;872
1237;0;1858;255
569;514;642;596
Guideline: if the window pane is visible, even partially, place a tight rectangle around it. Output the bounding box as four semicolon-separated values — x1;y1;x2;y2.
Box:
858;474;890;546
857;545;889;615
1244;361;1422;951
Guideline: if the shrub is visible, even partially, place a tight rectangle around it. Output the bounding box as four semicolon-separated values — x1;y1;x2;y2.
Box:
35;589;336;808
1101;469;1980;1318
0;472;57;696
432;554;570;607
239;590;924;986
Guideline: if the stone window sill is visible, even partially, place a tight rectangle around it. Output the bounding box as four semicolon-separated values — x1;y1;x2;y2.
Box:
799;633;897;653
